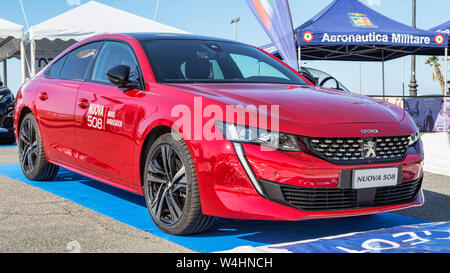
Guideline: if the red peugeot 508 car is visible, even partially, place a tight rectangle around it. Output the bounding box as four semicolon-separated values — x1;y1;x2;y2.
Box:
14;33;423;235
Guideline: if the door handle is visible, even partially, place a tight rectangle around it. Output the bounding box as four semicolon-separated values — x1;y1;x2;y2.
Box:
78;98;90;109
38;92;48;101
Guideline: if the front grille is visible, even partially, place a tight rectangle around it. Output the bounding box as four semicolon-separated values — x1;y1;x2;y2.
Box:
279;178;422;211
281;186;357;211
374;178;422;206
304;135;411;165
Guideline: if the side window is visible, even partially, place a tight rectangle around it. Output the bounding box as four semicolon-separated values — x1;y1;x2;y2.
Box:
46;55;67;79
59;42;101;81
91;41;141;86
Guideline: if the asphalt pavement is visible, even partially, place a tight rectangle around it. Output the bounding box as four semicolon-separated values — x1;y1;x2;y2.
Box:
0;145;448;252
0;145;192;253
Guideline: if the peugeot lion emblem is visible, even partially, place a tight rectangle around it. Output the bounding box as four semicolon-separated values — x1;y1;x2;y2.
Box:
362;140;377;158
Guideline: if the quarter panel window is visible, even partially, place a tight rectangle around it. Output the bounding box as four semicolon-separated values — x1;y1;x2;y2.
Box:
46;55;67;79
59;42;101;81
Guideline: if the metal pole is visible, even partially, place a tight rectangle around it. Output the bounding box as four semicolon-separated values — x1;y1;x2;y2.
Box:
358;62;362;94
444;47;448;132
230;17;240;41
297;45;301;71
20;40;26;83
402;57;405;98
382;61;385;99
30;39;36;77
409;0;418;96
153;0;160;20
382;52;385;99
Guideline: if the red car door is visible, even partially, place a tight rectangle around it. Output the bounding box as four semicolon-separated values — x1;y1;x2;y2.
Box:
35;42;102;165
74;41;143;186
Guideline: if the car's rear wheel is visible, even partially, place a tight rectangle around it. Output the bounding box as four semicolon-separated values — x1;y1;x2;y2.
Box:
143;133;214;235
19;113;59;181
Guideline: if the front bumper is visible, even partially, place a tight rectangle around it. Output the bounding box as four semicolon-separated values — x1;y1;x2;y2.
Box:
0;111;14;139
191;138;424;221
258;176;423;212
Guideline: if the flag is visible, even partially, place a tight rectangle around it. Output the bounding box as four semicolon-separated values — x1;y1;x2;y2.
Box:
246;0;299;70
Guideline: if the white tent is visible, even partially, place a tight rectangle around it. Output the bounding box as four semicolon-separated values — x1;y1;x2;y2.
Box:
28;1;188;76
0;18;25;84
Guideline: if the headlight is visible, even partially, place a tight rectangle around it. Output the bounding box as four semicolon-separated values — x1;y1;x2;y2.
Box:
408;131;420;146
215;121;301;151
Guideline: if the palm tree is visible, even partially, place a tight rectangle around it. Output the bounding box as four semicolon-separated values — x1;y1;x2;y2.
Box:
425;56;446;95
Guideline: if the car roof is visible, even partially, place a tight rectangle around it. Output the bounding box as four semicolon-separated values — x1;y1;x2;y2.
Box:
123;32;245;45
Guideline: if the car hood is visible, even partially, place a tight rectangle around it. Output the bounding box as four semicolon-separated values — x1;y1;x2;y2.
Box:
166;83;405;123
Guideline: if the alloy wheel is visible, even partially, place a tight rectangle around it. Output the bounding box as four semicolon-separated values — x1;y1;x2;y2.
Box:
19;119;38;174
147;144;187;225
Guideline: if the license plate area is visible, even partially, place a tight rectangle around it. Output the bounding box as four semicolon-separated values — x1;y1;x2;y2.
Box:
352;167;401;189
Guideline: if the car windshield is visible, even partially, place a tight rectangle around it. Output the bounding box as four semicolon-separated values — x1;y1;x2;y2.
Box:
141;39;308;85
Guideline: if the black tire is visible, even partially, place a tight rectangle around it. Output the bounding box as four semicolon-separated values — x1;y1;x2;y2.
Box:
18;113;59;181
143;133;214;235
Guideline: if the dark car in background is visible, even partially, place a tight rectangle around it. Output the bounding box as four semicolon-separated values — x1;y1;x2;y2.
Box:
0;81;15;144
300;66;349;91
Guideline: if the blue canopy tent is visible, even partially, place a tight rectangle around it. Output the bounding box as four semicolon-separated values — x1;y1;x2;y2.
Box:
261;0;448;96
430;20;450;90
430;20;450;131
430;20;450;36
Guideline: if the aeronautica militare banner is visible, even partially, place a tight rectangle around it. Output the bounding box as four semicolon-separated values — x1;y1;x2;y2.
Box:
245;0;299;70
299;29;448;47
297;8;448;47
259;0;448;60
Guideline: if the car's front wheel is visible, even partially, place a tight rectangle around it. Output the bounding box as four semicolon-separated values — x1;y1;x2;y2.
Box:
143;133;215;235
18;113;59;181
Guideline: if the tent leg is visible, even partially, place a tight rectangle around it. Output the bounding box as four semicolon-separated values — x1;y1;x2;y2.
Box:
297;45;301;71
382;56;385;99
30;39;36;77
402;57;405;98
444;47;448;132
358;62;361;94
20;39;26;83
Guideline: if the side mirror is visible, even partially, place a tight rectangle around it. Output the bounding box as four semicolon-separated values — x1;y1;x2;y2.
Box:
106;65;139;90
0;80;3;87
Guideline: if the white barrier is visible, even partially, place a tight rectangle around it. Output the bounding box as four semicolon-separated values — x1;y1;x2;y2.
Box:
422;132;450;176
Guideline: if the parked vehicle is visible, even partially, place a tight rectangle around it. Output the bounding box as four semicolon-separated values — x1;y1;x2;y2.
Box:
0;81;15;144
14;33;423;235
300;66;349;91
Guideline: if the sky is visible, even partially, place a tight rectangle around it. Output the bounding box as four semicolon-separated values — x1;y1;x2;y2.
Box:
0;0;449;96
